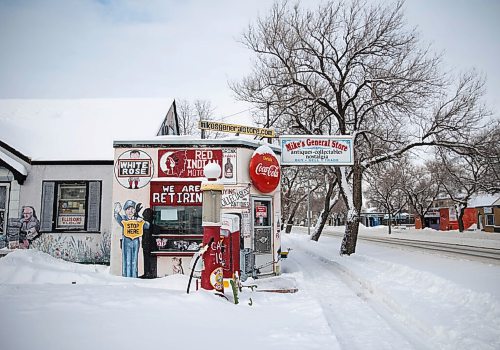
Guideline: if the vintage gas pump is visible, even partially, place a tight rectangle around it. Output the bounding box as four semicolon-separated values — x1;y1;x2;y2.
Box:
220;213;241;279
200;163;224;292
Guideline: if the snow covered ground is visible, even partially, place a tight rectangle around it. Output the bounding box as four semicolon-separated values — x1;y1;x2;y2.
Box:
1;226;499;350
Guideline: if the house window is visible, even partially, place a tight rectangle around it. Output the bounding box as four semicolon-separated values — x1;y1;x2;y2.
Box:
485;214;495;226
56;184;87;230
41;181;101;232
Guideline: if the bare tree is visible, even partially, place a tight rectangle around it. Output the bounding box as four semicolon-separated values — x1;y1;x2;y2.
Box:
475;121;500;193
281;166;323;233
365;161;408;235
310;167;338;241
232;0;490;255
177;99;197;136
176;99;223;138
402;161;442;229
435;147;491;232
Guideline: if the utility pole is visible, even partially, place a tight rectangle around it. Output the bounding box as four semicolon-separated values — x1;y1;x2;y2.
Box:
266;102;271;144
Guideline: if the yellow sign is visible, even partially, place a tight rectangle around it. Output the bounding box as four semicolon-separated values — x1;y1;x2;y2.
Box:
198;120;275;138
122;220;144;239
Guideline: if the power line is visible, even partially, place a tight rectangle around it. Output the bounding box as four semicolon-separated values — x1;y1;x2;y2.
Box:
219;107;258;121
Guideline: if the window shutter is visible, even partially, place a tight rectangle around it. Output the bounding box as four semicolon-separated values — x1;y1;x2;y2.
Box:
87;181;101;232
40;182;55;232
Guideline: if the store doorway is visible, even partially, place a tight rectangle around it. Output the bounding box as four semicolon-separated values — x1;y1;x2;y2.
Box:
252;196;273;275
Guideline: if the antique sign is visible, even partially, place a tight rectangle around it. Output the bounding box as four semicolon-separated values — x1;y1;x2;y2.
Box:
249;145;280;193
150;181;203;206
199;120;275;138
280;135;354;165
158;149;223;178
115;150;154;189
122;220;145;240
221;185;250;208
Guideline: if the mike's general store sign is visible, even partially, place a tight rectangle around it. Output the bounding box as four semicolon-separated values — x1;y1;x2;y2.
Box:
280;135;354;165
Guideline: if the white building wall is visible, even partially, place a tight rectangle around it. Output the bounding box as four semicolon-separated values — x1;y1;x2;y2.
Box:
18;163;113;263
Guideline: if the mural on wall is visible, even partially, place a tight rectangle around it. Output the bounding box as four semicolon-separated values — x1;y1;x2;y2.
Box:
158;149;223;178
19;206;41;248
2;204;110;262
114;150;153;190
114;200;149;278
30;231;111;264
172;257;184;274
7;206;41;249
157;148;237;184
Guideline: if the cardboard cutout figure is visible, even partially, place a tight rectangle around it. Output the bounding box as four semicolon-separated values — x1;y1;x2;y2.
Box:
114;200;149;277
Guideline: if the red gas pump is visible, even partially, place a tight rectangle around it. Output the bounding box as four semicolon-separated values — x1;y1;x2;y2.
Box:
221;213;241;279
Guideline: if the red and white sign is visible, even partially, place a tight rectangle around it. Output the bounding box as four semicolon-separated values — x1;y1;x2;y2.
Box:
150;181;202;206
255;205;268;218
249;146;280;193
58;215;84;227
158;149;223;178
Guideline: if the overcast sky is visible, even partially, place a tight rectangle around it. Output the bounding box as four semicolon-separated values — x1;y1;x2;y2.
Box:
0;0;498;124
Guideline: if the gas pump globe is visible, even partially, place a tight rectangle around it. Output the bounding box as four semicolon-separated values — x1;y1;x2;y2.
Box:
200;162;224;292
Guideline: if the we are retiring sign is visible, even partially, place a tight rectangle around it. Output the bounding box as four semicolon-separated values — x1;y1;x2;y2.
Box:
280;135;354;165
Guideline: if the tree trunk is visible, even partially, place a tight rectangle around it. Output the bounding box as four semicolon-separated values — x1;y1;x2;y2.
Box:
388;213;392;235
311;179;336;241
340;163;363;255
458;206;465;232
311;209;329;241
419;214;426;229
285;198;305;234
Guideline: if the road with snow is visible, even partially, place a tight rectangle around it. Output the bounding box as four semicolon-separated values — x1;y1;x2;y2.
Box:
285;235;430;349
284;226;500;349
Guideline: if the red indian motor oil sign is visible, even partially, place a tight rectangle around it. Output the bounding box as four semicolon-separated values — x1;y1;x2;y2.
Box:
158;149;223;178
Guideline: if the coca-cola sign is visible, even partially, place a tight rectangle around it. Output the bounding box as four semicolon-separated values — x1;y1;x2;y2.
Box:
249;146;280;193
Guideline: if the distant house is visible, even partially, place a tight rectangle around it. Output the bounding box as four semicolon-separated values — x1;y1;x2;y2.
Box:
360;207;384;227
469;194;500;233
413;194;499;232
0;99;179;262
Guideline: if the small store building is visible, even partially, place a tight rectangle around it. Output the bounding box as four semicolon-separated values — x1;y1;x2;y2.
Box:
109;138;282;279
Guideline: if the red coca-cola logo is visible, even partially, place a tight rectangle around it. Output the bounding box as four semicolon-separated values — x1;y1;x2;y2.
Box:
249;147;280;193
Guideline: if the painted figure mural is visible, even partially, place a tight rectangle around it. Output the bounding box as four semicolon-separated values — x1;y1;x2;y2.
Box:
19;206;40;248
172;257;184;275
114;200;149;278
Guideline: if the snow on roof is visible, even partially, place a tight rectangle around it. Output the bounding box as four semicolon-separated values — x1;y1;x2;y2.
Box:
0;148;27;175
468;193;500;207
252;144;278;157
114;135;282;153
0;98;174;161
